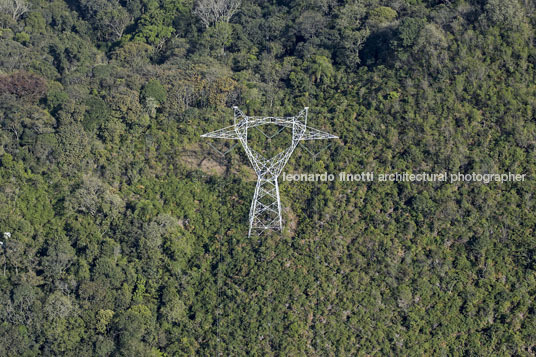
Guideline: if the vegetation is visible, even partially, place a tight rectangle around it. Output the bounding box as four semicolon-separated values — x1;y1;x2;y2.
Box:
0;0;535;355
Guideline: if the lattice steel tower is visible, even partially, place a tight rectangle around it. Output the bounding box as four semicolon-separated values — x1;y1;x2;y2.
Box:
202;107;337;236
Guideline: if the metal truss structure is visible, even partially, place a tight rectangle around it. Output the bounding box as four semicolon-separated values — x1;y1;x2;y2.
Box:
202;107;337;236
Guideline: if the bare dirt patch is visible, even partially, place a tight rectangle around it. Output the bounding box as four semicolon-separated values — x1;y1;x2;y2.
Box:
179;143;256;180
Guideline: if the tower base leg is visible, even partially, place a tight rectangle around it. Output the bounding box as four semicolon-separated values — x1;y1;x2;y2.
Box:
248;176;282;237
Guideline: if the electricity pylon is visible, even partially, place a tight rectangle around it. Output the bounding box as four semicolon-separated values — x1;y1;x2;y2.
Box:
202;107;337;236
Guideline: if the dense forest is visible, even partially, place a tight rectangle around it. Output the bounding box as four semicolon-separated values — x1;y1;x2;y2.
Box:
1;0;536;355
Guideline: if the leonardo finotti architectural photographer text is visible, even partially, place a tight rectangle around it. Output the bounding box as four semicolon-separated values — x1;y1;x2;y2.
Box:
281;172;527;184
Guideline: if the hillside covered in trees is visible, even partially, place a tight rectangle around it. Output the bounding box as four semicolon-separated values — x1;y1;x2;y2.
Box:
1;0;536;355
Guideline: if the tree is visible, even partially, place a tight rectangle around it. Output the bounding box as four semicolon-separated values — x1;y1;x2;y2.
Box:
114;305;156;354
397;17;426;48
133;12;175;50
96;309;115;334
0;71;47;102
0;0;29;21
296;10;326;40
193;0;241;28
4;283;38;325
77;0;132;41
367;6;397;26
83;96;110;131
101;6;132;40
44;291;74;322
41;235;75;290
484;0;524;29
142;79;167;105
414;23;448;71
335;2;369;69
201;21;233;56
307;55;334;84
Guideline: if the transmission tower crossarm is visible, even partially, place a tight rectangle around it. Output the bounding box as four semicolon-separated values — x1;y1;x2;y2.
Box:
200;125;241;140
299;126;338;140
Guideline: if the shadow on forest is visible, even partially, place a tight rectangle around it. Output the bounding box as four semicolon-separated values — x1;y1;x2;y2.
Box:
360;27;397;67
